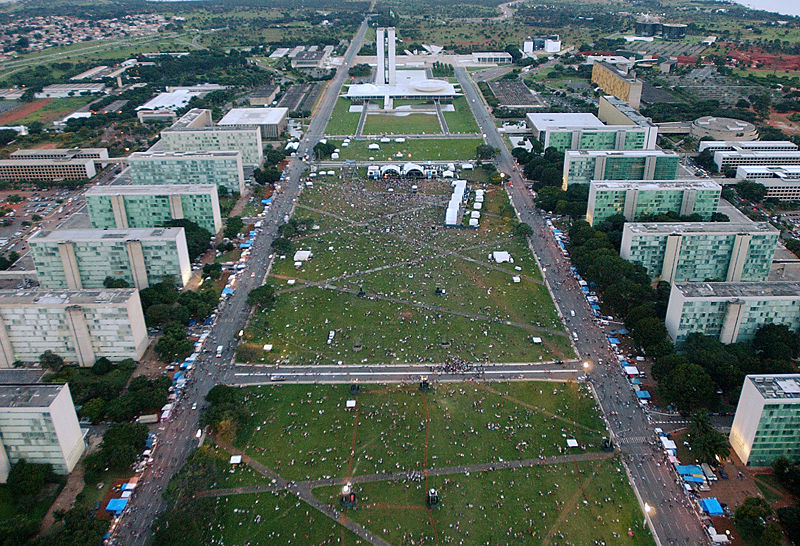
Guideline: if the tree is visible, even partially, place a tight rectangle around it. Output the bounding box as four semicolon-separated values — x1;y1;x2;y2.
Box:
254;166;281;185
753;323;800;360
247;284;276;310
40;350;64;371
0;129;16;147
736;181;767;202
155;321;193;361
657;362;715;411
85;422;148;472
686;410;730;464
224;216;244;239
504;43;522;61
6;460;53;506
80;397;106;423
271;237;293;255
475;144;498;160
314;141;336;159
630;317;671;356
164;219;212;260
203;263;222;280
103;276;130;288
734;497;774;541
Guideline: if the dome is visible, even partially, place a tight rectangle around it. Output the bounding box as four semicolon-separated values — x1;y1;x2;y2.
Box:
412;79;448;93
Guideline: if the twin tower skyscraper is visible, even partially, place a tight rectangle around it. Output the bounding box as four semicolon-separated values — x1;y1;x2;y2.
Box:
375;27;397;86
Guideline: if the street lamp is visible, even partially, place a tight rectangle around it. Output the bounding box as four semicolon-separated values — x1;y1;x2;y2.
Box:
582;361;590;369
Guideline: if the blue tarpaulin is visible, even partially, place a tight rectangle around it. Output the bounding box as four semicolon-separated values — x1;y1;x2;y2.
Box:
608;337;621;345
222;287;234;295
675;465;704;476
683;475;705;483
240;242;251;249
636;390;651;399
700;498;723;516
630;378;642;385
106;498;128;514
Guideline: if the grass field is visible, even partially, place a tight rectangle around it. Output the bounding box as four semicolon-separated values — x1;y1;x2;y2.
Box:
362;113;442;135
243;175;573;364
315;457;654;545
234;381;605;482
327;138;483;161
10;97;94;125
443;96;480;134
325;98;361;135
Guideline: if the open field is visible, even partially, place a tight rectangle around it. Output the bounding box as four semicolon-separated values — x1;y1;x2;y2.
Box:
362;113;442;135
443;96;481;133
315;457;653;545
326;138;484;161
243;175;572;365
4;97;94;126
325;98;361;135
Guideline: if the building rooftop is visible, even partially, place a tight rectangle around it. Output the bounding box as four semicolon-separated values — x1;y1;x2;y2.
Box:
126;150;241;160
0;288;137;306
29;227;185;244
715;149;800;159
624;221;776;235
738;165;800;179
0;369;45;385
0;158;94;166
746;374;800;401
137;89;204;112
601;96;654;127
673;281;800;299
591;179;722;191
11;148;107;158
567;149;678;158
292;50;325;62
693;116;756;133
346;70;457;99
596;61;640;83
699;140;798;152
250;84;280;98
86;184;218;196
218;108;288;126
41;83;105;91
166;108;212;130
526;112;605;130
0;383;65;408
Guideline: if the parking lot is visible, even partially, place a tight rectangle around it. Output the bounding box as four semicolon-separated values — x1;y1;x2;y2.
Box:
488;79;547;108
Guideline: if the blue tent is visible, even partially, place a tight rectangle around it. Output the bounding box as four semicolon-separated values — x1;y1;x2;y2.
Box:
240;242;252;249
106;498;128;514
675;465;704;476
608;337;621;345
630;378;642;385
700;498;723;516
636;390;651;399
683;475;705;484
222;287;234;296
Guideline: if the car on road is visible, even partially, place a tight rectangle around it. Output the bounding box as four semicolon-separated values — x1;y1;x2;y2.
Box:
191;403;197;410
270;374;286;382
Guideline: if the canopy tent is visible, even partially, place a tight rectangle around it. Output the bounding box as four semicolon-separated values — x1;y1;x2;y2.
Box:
636;390;651;399
106;498;129;515
675;465;704;476
699;498;723;516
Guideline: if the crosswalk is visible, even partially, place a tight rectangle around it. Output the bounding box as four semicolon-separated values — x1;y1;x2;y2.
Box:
615;435;650;445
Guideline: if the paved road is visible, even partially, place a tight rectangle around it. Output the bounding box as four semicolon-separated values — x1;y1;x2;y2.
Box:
227;362;581;385
455;67;708;545
112;14;372;546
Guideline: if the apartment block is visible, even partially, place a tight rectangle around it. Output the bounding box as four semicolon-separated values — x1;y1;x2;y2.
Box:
218;107;288;138
590;62;642;109
0;288;149;367
562;149;680;188
126;150;245;194
526;111;657;153
159;108;263;166
85;184;222;234
730;374;800;466
0;158;96;182
620;222;778;283
665;282;800;345
586;180;721;225
29;228;191;290
0;384;85;482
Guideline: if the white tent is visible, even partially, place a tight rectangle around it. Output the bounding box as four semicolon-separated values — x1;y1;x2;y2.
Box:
368;143;380;150
492;251;513;263
473;201;483;210
293;250;312;261
624;366;640;376
470;210;480;219
468;218;479;227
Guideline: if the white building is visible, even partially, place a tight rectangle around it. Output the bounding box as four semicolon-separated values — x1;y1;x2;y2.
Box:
0;289;148;367
35;83;106;98
0;384;85;482
698;141;798;153
713;149;800;171
218;108;288;138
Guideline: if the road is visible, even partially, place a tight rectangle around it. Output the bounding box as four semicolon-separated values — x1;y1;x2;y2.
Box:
111;14;372;546
227;361;581;385
456;66;707;545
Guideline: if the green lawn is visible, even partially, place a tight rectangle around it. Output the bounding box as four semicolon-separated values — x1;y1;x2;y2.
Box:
324;98;361;136
245;177;573;364
443;96;480;134
314;457;653;545
327;138;483;161
362;113;442;135
14;97;95;125
234;381;606;482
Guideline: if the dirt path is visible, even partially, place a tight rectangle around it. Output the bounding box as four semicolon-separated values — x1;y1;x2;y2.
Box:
38;459;85;534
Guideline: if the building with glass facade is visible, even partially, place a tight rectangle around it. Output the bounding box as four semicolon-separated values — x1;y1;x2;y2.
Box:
665;281;800;345
620;222;778;283
29;228;191;290
159;108;263;166
586;180;721;226
85;184;222;234
526;111;657;153
127;151;245;194
0;384;85;482
730;374;800;466
562;149;680;188
0;288;148;367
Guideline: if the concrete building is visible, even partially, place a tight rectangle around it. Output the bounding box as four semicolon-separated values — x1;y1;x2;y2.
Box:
85;184;222;234
159;109;263;166
10;147;108;164
0;158;96;182
127;150;245;194
730;374;800;466
591;62;642;109
29;228;191;290
713;149;800;171
137;110;177;123
563;149;680;188
217;108;288;139
737;165;800;201
472;52;513;64
691;116;758;141
597;96;654;128
620;222;778;283
698;141;797;153
0;384;85;482
665;281;800;345
291;49;325;69
0;288;148;367
249;84;281;106
526;111;657;153
35;83;105;98
587;179;721;225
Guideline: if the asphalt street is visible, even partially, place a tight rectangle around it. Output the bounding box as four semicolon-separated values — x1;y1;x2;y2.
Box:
111;15;372;546
456;66;707;544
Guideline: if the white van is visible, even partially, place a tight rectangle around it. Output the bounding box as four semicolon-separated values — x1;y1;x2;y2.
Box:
216;345;224;357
